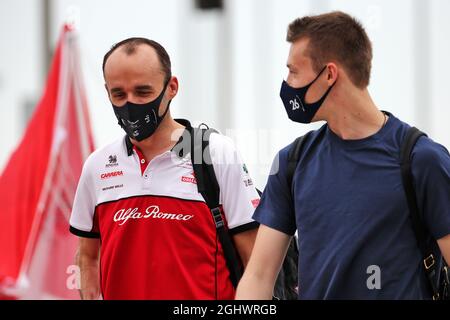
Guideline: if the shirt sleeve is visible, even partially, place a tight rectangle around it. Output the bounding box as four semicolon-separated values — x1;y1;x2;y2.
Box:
69;156;100;238
252;145;297;236
411;136;450;240
209;133;260;234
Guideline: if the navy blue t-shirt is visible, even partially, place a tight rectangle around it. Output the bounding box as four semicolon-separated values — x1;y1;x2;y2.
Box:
254;113;450;299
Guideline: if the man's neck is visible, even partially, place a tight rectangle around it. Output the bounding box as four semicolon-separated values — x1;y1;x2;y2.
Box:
131;115;185;162
325;87;387;140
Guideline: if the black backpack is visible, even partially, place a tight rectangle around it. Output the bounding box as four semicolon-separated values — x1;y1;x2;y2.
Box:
186;124;298;299
286;126;449;300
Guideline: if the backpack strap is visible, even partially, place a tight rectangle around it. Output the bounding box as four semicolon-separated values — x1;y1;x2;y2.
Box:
400;127;428;254
188;124;242;289
271;132;312;299
399;126;441;299
286;131;312;190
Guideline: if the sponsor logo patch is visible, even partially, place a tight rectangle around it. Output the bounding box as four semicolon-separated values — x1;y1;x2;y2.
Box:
102;184;123;191
244;178;254;187
106;155;119;168
181;171;197;184
251;199;260;208
100;171;123;179
113;205;195;226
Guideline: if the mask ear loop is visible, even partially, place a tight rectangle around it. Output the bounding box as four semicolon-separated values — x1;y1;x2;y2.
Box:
304;65;328;88
309;80;336;107
157;79;172;120
303;65;337;106
159;99;172;119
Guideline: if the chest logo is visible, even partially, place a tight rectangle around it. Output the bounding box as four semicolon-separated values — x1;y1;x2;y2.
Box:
106;155;119;168
181;171;197;184
100;170;123;179
113;205;195;226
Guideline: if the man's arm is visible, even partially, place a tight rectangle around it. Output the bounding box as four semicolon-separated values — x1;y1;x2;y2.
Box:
233;228;258;267
411;138;450;264
209;134;261;268
437;234;450;266
77;237;101;300
235;225;291;300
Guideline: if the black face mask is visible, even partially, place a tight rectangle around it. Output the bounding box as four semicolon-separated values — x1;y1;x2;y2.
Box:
280;66;336;124
112;81;170;141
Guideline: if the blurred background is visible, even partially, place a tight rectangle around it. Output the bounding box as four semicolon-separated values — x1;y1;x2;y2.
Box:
1;0;449;188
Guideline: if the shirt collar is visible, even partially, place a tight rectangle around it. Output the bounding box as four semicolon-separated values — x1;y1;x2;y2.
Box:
124;118;193;157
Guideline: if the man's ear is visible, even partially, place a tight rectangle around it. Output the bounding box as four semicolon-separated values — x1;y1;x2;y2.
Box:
167;76;179;100
326;63;338;84
104;83;111;99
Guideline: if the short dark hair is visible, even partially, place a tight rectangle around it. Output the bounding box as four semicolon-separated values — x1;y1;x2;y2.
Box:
287;11;372;89
102;37;172;82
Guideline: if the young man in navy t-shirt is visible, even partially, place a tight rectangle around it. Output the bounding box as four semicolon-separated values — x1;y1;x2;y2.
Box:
235;11;450;299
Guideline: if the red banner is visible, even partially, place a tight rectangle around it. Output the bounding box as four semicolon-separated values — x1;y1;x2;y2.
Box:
0;25;94;299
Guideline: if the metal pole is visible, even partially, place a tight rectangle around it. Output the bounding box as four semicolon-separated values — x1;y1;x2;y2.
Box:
216;0;232;132
42;0;52;79
413;0;431;130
